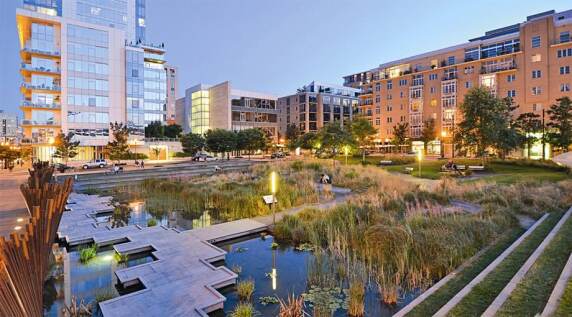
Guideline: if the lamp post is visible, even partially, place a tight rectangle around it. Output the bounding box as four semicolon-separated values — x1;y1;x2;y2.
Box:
440;130;447;159
417;149;423;177
343;145;350;165
270;171;277;226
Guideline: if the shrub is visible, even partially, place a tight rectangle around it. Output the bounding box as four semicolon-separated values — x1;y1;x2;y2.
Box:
79;245;97;263
147;218;158;227
230;303;255;317
237;279;255;301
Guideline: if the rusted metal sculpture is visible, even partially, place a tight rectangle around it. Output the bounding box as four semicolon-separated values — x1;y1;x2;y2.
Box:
0;162;73;317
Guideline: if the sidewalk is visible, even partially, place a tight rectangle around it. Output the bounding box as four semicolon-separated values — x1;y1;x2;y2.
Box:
0;171;29;237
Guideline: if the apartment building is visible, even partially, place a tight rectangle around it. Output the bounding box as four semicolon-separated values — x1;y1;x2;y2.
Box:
176;81;280;141
165;64;178;124
277;81;359;136
344;9;572;156
17;0;173;161
0;111;20;145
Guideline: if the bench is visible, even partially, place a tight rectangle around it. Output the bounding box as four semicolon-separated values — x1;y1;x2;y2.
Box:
441;165;466;172
379;160;393;166
468;165;485;171
405;167;414;173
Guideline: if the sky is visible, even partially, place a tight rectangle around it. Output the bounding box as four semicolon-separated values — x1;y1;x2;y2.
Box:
1;0;571;116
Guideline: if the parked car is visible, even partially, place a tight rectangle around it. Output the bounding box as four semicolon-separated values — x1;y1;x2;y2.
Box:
53;163;74;173
82;159;108;169
192;153;218;162
271;152;285;159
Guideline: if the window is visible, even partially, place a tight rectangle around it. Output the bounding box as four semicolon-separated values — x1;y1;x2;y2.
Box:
507;90;516;98
400;92;404;98
533;103;541;112
447;56;455;65
531;36;541;48
387;81;393;89
507;74;516;82
429;74;438;80
430;87;436;94
375;83;381;91
561;83;571;92
464;66;474;74
375;107;381;114
465;81;472;89
560;31;571;43
387;117;393;123
386;105;393;111
399;79;407;86
531;54;542;62
375;96;380;103
560;66;570;75
532;87;542;96
532;70;542;79
558;48;572;58
375;118;380;126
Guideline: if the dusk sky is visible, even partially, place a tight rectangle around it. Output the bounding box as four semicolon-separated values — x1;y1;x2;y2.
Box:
1;0;571;116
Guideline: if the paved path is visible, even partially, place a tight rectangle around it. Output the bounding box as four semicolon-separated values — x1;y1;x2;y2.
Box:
0;170;29;237
554;152;572;168
433;213;549;317
484;207;572;316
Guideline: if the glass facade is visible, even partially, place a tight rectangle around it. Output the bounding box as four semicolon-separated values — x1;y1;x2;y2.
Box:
143;58;167;124
24;0;61;16
126;48;145;135
135;0;146;42
75;0;128;31
191;90;210;134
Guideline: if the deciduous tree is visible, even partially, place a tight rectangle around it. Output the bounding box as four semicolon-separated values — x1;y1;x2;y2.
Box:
419;118;436;154
515;112;542;159
391;122;409;153
351;117;377;162
52;132;80;163
105;122;131;162
547;97;572;152
181;133;205;155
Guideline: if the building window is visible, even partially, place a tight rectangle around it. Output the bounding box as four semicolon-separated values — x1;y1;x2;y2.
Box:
465;81;472;89
375;107;381;114
375;83;381;91
400;92;404;98
560;31;571;43
558;48;572;58
532;87;542;96
532;103;541;112
561;83;571;92
447;56;455;65
560;66;570;75
464;66;474;74
375;96;380;103
387;94;392;100
531;54;542;62
507;90;516;98
375;118;380;126
507;74;516;82
386;105;392;111
531;36;541;48
399;79;407;86
387;81;393;89
532;70;542;79
429;74;438;80
430;87;436;94
387;117;393;123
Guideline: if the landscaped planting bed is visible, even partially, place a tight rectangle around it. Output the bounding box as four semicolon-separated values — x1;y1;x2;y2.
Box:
448;212;564;317
496;211;572;316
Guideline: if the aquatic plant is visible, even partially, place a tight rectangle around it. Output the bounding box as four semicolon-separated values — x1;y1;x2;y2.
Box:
302;286;347;317
230;303;256;317
78;245;97;263
231;264;242;275
147;218;157;227
258;296;279;306
114;252;129;263
94;288;116;303
295;243;314;252
278;294;306;317
62;296;92;317
237;279;255;302
271;242;279;249
347;281;365;316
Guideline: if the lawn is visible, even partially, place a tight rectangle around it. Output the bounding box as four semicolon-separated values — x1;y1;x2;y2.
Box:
406;228;524;317
556;278;572;316
448;212;564;317
496;212;572;316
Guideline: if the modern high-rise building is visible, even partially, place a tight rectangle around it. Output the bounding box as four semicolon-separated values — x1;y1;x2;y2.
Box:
0;111;20;145
344;9;572;155
176;81;280;141
277;81;359;136
17;0;173;161
164;64;178;124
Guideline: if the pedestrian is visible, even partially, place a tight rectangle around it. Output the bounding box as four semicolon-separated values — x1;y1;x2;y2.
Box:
140;160;144;169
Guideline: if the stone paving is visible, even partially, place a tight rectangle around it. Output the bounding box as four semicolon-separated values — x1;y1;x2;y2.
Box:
59;193;267;317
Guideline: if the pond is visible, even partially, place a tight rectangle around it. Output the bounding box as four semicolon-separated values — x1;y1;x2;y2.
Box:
213;235;420;317
43;246;154;317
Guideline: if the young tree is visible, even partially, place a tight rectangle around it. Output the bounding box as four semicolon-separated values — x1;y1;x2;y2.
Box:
285;124;300;150
419;118;436;154
164;123;182;138
297;132;318;150
391;122;409;153
145;121;164;138
515;112;542;159
455;87;518;162
351;117;377;162
205;129;236;159
181;133;205;155
52;132;80;163
105;122;131;162
316;121;354;158
0;145;19;169
547;97;572;152
238;128;269;159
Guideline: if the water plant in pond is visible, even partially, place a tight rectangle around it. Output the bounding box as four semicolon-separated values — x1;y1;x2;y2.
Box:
231;264;242;275
302;286;348;317
78;245;97;263
62;296;92;317
94;287;116;303
114;252;129;263
237;279;255;301
347;281;365;316
258;296;279;306
147;218;157;227
271;242;279;249
230;303;256;317
295;243;314;252
278;294;306;317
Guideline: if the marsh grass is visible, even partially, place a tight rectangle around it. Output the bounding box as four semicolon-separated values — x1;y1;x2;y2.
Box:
79;245;97;263
278;294;306;317
230;303;256;317
237;279;255;302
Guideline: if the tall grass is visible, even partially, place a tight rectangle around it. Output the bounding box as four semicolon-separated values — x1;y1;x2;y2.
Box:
230;303;255;317
237;279;255;302
278;294;306;317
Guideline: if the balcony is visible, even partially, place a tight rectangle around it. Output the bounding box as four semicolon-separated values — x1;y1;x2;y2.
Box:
480;60;517;74
20;63;60;75
20;138;54;145
20;83;61;93
21;45;61;59
21;120;60;127
442;74;458;81
20;101;61;110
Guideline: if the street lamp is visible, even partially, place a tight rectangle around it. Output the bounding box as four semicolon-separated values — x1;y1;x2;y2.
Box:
417;149;423;177
343;145;350;165
440;130;447;159
270;171;277;225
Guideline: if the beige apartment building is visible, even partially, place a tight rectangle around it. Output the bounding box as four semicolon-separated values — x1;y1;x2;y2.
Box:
176;81;280;142
277;82;359;136
344;9;572;157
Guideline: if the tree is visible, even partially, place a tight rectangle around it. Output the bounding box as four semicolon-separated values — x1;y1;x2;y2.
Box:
0;145;19;169
205;129;236;159
316;121;354;158
150;147;162;160
181;133;205;155
419;118;436;154
547;97;572;152
52;132;80;163
297;132;318;150
351;117;377;162
105;122;131;162
164;123;182;138
515;112;542;159
238;128;269;159
391;122;409;153
145;121;164;138
455;87;519;161
285;124;300;150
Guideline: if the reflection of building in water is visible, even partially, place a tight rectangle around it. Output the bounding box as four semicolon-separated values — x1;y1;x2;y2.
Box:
165;209;212;230
192;210;212;229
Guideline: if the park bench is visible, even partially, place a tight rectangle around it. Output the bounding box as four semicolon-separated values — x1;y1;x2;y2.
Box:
405;167;414;173
379;160;393;166
468;165;485;171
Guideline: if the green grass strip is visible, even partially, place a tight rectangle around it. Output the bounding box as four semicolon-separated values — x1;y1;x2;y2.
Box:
556;279;572;316
447;212;564;317
405;228;523;317
497;213;572;316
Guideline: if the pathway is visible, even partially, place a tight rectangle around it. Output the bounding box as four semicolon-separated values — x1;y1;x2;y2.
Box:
0;170;29;237
554;152;572;168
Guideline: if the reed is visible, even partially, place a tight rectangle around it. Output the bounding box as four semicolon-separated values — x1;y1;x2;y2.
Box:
278;294;306;317
230;303;255;317
237;279;255;302
78;245;97;264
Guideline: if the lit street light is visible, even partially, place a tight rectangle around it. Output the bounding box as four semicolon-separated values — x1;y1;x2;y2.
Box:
417;149;423;177
343;145;350;165
270;171;277;225
440;130;447;159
